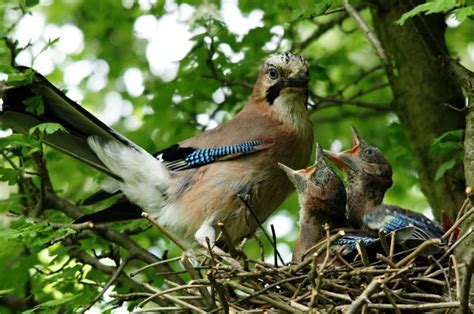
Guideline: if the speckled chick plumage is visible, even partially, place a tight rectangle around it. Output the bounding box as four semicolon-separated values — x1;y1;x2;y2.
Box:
279;144;378;262
324;127;444;239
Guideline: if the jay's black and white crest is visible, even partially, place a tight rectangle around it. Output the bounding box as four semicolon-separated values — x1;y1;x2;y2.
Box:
1;52;314;248
324;126;444;240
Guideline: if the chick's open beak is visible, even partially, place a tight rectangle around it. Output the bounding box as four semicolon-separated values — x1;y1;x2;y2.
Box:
278;163;298;186
278;162;316;190
323;149;357;172
350;126;362;146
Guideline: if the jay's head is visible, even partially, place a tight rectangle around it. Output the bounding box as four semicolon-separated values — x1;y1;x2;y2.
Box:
254;52;310;106
278;144;346;220
323;126;393;191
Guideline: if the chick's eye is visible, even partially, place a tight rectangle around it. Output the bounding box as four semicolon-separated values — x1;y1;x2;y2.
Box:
364;149;373;156
315;170;329;182
268;68;278;80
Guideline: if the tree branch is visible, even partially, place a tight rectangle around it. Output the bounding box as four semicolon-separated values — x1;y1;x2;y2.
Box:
296;12;350;51
69;250;168;308
312;110;388;124
310;93;392;112
79;255;133;313
30;153;184;284
342;0;389;65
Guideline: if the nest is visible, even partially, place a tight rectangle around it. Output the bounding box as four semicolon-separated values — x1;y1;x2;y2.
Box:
117;204;474;313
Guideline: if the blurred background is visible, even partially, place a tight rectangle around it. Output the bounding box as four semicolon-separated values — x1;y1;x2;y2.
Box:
0;0;473;311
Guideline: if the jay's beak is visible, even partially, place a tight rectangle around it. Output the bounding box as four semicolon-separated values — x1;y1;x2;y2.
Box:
284;70;310;88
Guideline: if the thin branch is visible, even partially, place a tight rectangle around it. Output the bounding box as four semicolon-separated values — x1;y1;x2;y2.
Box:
382;285;401;314
1;150;39;176
442;207;474;241
449;255;461;300
207;271;229;314
338;65;384;94
395;239;441;268
270;224;279;267
2;36;19;66
347;278;382;314
203;38;253;90
142;211;189;251
217;221;241;258
311;110;388;124
311;94;392;112
364;302;460;310
181;254;214;309
297;12;350;51
342;0;389;64
142;283;207;313
45;192;183;284
70;250;166;307
79;256;132;314
221;280;299;313
460;254;473;313
237;194;284;265
130;256;182;277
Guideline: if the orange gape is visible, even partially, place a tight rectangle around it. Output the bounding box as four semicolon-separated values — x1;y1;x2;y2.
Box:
324;126;444;241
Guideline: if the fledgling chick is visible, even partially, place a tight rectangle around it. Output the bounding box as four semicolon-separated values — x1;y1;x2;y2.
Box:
324;127;444;239
279;144;347;262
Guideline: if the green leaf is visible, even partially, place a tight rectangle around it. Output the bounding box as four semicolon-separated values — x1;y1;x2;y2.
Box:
430;129;464;156
0;168;19;185
295;0;333;21
23;0;39;7
0;222;48;240
29;123;67;136
36;37;60;57
398;0;457;25
0;133;37;150
0;66;34;87
23;295;78;313
0;288;15;295
0;220;76;249
434;158;457;181
24;95;45;115
454;6;474;23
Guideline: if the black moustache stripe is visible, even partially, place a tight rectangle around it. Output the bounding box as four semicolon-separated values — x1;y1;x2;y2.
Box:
266;81;285;105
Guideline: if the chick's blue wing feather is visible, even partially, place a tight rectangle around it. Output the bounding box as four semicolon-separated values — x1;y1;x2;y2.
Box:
363;205;444;239
157;140;271;171
333;235;379;255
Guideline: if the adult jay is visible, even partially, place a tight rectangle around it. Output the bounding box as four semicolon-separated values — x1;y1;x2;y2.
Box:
1;52;314;248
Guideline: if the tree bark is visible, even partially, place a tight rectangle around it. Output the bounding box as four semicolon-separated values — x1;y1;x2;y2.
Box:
449;60;474;279
370;0;466;219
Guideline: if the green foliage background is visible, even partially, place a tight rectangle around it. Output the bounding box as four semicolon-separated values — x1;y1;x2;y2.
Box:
0;0;473;311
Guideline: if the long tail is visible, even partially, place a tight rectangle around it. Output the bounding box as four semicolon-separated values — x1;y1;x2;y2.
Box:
1;66;135;179
75;198;143;224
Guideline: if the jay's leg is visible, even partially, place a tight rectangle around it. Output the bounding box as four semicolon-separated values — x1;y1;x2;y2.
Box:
194;219;242;269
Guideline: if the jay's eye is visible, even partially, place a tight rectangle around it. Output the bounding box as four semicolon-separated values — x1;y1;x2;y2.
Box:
268;68;278;80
